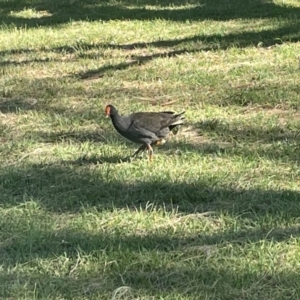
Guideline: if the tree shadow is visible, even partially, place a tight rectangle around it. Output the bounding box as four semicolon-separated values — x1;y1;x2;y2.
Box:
0;211;299;298
66;154;134;165
0;98;40;113
79;61;140;80
0;260;299;299
78;49;194;79
0;77;86;113
1;161;299;215
1;3;299;78
106;19;300;50
75;22;300;79
2;215;299;265
1;0;300;28
0;76;102;118
34;130;107;144
0;58;40;67
1;147;299;297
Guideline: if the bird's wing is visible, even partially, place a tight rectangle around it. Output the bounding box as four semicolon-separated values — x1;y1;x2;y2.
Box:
126;118;158;139
129;112;179;134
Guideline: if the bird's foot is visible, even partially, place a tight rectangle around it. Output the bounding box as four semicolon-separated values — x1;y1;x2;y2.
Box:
154;139;166;146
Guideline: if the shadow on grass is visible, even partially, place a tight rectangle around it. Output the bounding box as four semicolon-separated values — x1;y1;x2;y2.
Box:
0;155;299;297
106;18;300;50
34;130;107;144
1;0;299;27
1;21;299;76
0;264;299;299
0;77;88;114
77;17;300;78
0;57;75;67
1;211;299;263
1;236;299;299
0;0;299;68
78;48;199;79
1;0;299;83
66;154;133;165
0;199;300;298
0;161;299;215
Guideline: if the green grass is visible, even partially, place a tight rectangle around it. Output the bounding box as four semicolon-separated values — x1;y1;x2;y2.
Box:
1;0;300;299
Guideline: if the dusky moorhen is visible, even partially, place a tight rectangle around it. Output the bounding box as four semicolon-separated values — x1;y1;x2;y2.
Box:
105;104;185;161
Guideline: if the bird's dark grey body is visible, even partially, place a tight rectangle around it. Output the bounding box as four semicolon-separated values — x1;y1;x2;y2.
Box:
110;111;182;145
105;105;185;160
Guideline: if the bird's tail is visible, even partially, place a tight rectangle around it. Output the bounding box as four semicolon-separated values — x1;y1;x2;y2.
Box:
170;111;185;126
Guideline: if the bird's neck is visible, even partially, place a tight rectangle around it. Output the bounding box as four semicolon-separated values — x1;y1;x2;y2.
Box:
110;112;127;131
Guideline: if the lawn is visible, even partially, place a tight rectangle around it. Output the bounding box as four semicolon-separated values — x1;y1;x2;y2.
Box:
1;0;300;299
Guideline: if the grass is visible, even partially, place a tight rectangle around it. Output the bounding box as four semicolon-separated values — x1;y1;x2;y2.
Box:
1;0;300;299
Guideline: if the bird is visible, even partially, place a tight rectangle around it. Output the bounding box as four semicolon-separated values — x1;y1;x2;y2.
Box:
105;104;185;161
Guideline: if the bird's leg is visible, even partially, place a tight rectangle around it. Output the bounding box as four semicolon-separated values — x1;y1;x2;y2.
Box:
132;144;147;159
147;144;154;162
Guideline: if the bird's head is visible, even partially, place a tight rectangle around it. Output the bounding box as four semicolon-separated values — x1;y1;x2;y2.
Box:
105;104;113;118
